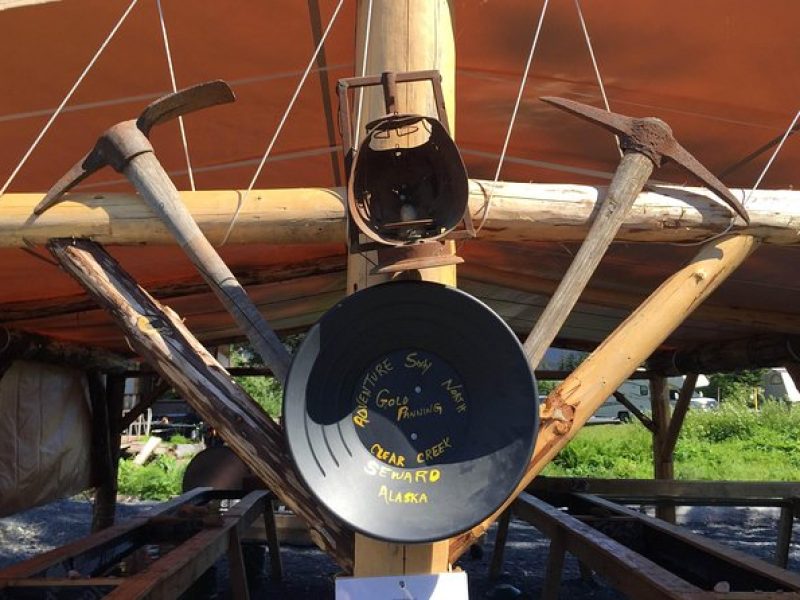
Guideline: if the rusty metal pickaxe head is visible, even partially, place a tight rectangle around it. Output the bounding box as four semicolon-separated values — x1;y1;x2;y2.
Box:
540;96;750;223
34;80;235;216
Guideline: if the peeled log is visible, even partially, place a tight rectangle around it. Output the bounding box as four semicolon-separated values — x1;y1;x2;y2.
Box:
448;234;759;562
48;238;354;571
4;182;800;248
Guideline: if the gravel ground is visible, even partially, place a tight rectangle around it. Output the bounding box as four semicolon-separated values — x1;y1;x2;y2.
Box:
1;501;797;599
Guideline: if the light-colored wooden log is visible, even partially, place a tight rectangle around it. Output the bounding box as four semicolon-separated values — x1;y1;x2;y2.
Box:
5;183;800;248
49;239;355;571
350;0;455;578
448;234;759;561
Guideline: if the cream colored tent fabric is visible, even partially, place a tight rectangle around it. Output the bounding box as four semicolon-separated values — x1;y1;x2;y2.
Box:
0;361;93;516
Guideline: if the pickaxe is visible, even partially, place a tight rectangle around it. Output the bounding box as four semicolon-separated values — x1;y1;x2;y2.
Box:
34;80;292;384
524;97;750;368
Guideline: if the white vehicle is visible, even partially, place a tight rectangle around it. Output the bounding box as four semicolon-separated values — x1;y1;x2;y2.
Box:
592;380;653;422
592;375;711;422
761;368;800;403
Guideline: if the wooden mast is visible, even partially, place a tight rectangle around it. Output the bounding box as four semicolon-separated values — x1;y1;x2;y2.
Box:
350;0;456;577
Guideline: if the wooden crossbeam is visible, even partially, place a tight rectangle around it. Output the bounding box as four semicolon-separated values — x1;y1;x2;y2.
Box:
4;184;800;247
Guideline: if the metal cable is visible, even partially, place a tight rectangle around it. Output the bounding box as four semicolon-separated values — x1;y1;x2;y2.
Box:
220;0;346;246
0;0;141;197
156;0;195;190
475;0;551;235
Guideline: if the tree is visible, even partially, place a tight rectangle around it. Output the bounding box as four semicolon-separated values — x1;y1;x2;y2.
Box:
707;369;766;406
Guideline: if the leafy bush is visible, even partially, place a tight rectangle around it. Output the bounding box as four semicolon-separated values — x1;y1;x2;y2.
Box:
544;402;800;481
230;344;285;417
117;455;186;500
168;434;193;445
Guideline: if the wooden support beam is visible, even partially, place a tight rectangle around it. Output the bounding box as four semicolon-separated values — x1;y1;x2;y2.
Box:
89;372;125;532
662;373;699;459
488;509;512;581
571;493;800;593
513;493;701;599
613;391;655;432
349;0;455;578
263;498;283;582
5;184;800;247
48;239;355;571
775;504;795;569
0;327;131;371
0;488;214;580
650;374;676;523
541;529;567;600
448;234;759;561
649;336;800;375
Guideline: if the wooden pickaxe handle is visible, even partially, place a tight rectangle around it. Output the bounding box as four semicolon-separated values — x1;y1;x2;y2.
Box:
524;152;653;368
35;82;291;384
124;151;292;384
523;97;746;369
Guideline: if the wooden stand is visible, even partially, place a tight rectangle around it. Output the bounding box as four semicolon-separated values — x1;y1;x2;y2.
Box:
349;0;456;578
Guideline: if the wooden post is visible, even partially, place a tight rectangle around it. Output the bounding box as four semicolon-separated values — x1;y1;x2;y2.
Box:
350;0;456;577
49;239;355;571
227;527;251;600
448;234;759;561
650;374;675;523
540;529;567;600
775;503;794;568
662;373;699;459
91;373;125;531
488;509;512;581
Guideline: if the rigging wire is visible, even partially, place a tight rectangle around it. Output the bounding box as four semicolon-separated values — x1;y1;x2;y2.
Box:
156;0;195;191
475;0;551;235
220;0;346;246
353;0;375;150
0;0;141;198
670;107;800;247
574;0;621;157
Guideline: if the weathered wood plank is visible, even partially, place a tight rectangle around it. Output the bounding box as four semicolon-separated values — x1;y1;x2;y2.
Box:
48;238;354;570
514;493;701;599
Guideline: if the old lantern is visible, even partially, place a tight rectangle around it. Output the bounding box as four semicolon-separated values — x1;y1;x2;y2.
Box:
338;71;474;273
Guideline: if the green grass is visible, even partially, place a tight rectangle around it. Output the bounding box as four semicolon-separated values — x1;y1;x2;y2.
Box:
544;400;800;481
117;454;187;501
117;401;800;500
